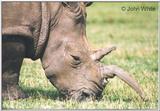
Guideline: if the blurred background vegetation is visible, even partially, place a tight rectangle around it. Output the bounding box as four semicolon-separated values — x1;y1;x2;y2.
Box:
2;2;158;109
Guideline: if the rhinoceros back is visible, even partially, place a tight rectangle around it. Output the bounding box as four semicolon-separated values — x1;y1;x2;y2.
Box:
2;2;50;60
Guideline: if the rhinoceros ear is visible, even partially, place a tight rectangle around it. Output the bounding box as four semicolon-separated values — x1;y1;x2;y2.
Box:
62;2;78;8
84;2;93;7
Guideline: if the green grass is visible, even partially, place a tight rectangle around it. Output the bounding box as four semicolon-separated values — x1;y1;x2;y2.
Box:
2;2;158;109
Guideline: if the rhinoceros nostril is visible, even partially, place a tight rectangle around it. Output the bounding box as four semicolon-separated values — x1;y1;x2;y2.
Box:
79;91;92;101
82;91;90;98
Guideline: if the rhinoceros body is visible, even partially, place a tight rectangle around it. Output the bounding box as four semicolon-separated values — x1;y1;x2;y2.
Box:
2;2;62;59
2;2;145;101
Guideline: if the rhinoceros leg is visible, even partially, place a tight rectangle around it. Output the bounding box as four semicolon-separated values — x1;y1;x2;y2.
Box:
2;37;27;100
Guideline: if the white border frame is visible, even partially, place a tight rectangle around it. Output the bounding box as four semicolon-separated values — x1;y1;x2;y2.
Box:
0;1;159;111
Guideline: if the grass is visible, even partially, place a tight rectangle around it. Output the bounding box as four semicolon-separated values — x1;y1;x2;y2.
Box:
2;2;158;109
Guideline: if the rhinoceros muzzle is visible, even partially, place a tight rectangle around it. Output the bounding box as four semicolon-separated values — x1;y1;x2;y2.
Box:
67;85;104;101
57;75;105;101
69;88;97;101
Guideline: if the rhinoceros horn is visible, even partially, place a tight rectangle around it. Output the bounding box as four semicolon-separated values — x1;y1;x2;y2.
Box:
90;46;145;100
100;64;145;100
90;46;116;61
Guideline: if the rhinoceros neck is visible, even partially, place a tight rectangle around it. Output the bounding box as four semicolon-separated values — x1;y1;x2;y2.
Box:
33;3;50;59
34;2;62;60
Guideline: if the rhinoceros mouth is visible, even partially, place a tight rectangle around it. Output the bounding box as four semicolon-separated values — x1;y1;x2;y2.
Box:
68;88;99;101
64;80;105;101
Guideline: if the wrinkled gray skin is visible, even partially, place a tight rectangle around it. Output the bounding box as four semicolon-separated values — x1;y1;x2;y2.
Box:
2;2;145;101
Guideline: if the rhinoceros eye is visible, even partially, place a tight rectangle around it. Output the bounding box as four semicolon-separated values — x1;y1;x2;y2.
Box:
71;55;81;66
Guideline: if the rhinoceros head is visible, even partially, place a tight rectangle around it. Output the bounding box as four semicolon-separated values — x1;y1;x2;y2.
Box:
41;2;145;101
